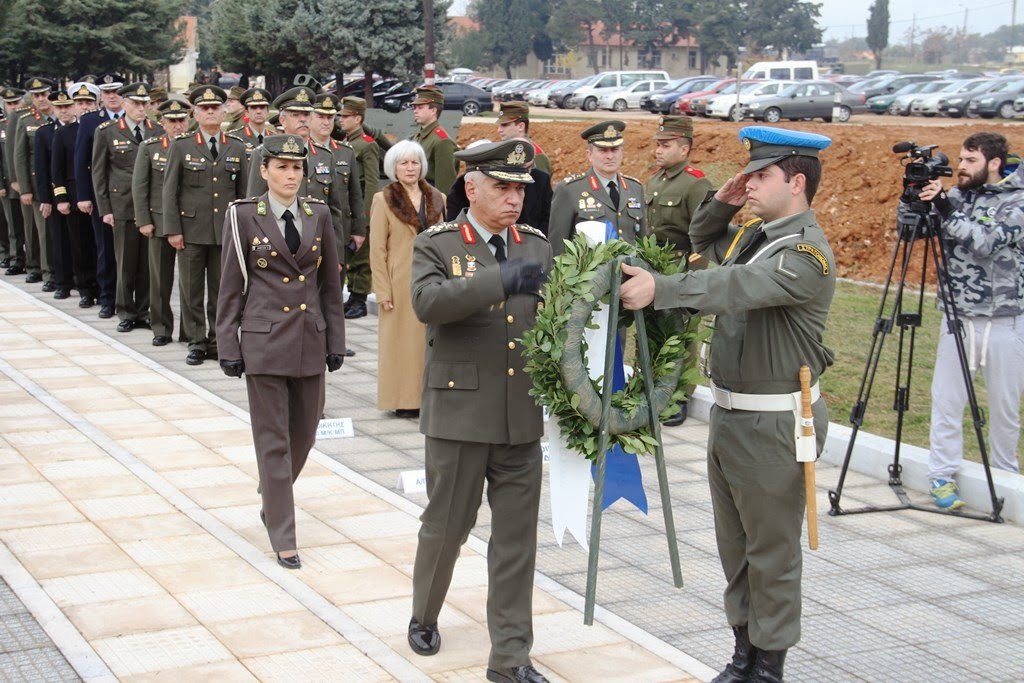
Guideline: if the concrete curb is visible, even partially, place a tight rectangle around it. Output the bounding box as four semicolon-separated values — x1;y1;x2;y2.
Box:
690;386;1024;524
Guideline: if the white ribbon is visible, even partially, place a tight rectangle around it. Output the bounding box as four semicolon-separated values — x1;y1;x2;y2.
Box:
548;221;610;549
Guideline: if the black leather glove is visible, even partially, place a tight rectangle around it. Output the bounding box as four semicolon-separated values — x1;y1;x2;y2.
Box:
326;353;344;372
219;359;244;378
499;258;546;297
931;190;955;219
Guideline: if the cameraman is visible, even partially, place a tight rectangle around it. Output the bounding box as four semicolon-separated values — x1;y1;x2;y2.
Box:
917;132;1024;510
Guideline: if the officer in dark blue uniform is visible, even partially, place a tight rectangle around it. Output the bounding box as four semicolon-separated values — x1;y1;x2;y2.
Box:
33;90;77;299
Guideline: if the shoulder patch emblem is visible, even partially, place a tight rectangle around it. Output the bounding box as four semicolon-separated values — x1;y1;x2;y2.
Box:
361;132;374;143
796;243;829;275
685;165;705;179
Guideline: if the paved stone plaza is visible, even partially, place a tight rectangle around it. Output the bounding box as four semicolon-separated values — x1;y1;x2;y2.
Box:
0;275;1022;682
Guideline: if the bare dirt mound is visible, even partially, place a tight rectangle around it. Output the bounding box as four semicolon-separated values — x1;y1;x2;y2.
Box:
458;119;1023;283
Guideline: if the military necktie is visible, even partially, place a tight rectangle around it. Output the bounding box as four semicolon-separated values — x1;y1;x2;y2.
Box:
607;180;620;209
488;234;506;263
134;125;142;143
257;132;263;145
209;135;218;159
282;209;300;254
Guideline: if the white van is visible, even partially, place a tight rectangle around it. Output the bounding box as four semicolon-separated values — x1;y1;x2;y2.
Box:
568;70;671;111
742;61;819;81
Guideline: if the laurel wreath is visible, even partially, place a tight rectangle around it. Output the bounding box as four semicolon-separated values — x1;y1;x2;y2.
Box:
522;234;704;460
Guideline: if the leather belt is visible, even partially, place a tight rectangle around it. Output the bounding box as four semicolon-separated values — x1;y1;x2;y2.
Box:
711;381;820;412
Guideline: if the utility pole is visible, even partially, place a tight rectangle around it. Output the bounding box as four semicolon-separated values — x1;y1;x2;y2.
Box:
909;14;916;63
424;0;435;84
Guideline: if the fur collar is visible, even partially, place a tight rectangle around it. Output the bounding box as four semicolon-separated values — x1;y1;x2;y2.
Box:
385;180;443;230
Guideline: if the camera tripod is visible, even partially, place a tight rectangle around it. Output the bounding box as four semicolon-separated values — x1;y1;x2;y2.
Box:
828;200;1005;523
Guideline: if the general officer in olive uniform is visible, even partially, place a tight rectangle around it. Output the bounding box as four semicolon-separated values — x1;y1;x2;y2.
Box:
407;140;551;683
93;82;164;331
14;77;57;287
620;127;836;683
229;87;273;160
216;135;346;570
495;101;551;176
309;92;367;258
337;96;380;319
1;87;28;276
162;85;248;365
410;85;457;194
132;99;192;346
548;120;646;256
646;114;713;427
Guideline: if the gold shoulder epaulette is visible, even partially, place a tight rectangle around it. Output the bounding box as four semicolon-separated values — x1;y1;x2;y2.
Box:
225;133;244;143
228;197;258;207
142;136;162;145
174;132;191;140
622;174;642;184
311;140;330;152
97;120;114;130
562;172;587;184
424;221;460;236
514;224;547;240
300;196;326;204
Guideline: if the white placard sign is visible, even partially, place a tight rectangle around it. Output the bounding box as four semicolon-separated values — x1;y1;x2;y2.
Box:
316;417;354;440
398;469;428;494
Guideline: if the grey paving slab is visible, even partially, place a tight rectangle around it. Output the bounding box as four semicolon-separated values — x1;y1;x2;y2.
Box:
0;580;78;681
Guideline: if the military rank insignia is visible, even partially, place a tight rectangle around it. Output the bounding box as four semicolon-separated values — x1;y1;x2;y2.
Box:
257;201;267;216
465;255;476;277
451;255;462;277
256;257;268;269
302;202;313;216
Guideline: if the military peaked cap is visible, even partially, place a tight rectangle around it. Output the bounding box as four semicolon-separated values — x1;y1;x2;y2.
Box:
581;120;626;148
455;139;534;184
738;126;832;174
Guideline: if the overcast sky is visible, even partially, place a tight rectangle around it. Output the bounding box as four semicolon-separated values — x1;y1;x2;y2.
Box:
447;0;1021;43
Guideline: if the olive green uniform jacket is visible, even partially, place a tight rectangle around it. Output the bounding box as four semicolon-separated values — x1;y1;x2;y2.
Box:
411;212;551;445
548;168;647;256
412;120;457;195
14;108;51;196
162;131;248;245
92;117;164;219
346;127;380;222
645;161;712;254
228;123;274;163
132;135;173;233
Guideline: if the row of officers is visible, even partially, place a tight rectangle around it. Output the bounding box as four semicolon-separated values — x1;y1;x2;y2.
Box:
0;76;709;375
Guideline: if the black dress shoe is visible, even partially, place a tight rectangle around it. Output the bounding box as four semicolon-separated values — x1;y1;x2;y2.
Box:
116;319;136;333
78;296;95;308
344;300;367;319
41;280;56;292
53;288;71;300
152;335;172;346
186;349;206;366
407;617;440;656
276;552;301;569
662;401;688;427
25;272;42;283
485;665;549;683
98;305;115;319
136;319;152;330
0;257;9;268
5;265;25;276
394;409;420;419
344;348;356;357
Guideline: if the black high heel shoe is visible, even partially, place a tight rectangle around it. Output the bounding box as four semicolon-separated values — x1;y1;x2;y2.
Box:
276;552;301;569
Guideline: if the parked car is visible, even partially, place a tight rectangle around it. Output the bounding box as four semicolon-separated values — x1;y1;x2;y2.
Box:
671;79;735;115
967;79;1024;118
938;77;1020;118
887;79;956;116
642;76;719;113
566;70;670;111
527;81;563;106
866;81;931;115
705;80;795;120
910;79;988;117
548;76;596;108
381;80;491;115
597;79;668;111
490;79;531;102
740;81;865;123
851;73;940;100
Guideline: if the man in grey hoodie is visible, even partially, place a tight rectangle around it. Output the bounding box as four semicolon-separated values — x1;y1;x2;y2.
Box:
919;132;1024;509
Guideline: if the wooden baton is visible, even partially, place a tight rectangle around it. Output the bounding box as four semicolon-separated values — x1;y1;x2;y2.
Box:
799;365;819;550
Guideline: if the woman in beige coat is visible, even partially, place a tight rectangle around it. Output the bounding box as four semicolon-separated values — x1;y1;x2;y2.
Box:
370;140;445;417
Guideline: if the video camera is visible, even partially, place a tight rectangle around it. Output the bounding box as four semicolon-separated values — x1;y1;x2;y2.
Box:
893;141;953;204
893;141;954;240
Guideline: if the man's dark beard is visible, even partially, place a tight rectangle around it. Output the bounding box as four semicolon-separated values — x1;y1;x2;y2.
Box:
957;166;987;191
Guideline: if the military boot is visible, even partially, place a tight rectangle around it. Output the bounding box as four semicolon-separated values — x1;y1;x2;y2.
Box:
344;292;367;319
749;648;787;683
712;625;756;683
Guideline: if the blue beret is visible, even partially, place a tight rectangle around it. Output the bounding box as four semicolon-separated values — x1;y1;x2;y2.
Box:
739;126;832;173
